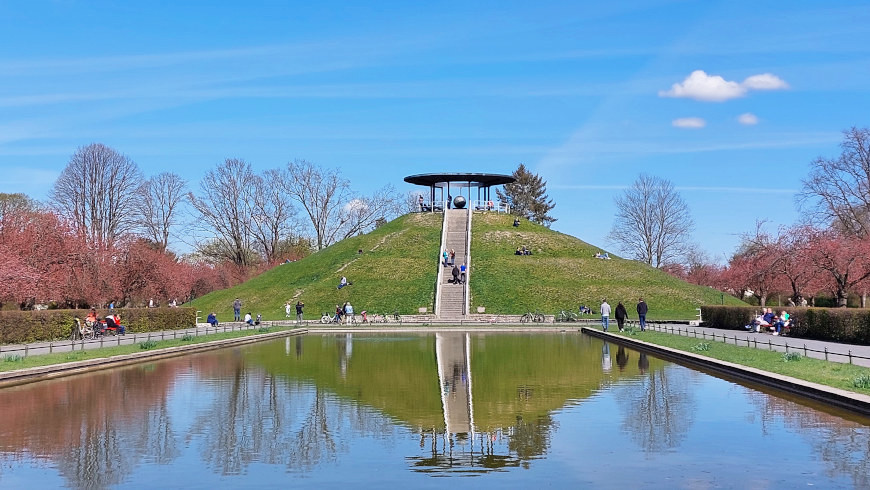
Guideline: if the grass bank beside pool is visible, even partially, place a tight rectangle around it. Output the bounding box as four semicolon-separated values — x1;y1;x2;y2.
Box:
0;327;283;373
604;328;870;394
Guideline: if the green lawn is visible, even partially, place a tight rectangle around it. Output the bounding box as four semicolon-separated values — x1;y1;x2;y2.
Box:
602;327;870;394
189;213;442;321
470;213;745;319
187;211;744;322
0;327;290;372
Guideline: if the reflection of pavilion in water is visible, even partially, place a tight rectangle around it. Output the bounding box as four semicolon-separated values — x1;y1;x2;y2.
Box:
408;332;528;473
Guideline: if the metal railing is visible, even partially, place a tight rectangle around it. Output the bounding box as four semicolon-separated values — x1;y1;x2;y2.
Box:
644;323;870;365
0;321;309;359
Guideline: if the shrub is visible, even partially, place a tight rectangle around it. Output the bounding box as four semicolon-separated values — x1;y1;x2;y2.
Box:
0;308;196;344
181;334;194;341
3;354;23;362
853;374;870;389
257;327;270;333
702;305;870;345
139;340;158;350
781;352;802;362
692;342;711;352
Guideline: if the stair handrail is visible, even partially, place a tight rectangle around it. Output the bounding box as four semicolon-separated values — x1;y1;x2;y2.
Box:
463;205;472;317
434;206;448;318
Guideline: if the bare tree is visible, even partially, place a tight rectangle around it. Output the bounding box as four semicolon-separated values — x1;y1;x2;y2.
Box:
0;193;40;221
137;172;187;251
189;159;258;267
608;174;694;268
282;160;352;251
250;168;297;263
799;127;870;237
338;184;403;240
50;143;142;247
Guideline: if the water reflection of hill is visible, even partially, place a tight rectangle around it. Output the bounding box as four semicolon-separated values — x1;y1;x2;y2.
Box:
250;333;666;433
1;333;868;486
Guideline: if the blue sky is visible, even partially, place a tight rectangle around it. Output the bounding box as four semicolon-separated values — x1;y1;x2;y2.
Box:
1;1;868;261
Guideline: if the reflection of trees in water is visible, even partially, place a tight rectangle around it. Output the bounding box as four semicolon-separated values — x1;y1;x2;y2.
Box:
747;391;870;488
615;364;696;453
509;414;554;468
408;410;556;474
194;359;400;475
0;360;184;489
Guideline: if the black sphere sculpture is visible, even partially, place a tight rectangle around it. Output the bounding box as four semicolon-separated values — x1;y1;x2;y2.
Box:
453;196;467;209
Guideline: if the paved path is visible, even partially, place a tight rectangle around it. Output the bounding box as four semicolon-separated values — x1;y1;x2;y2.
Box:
633;322;870;368
0;321;307;358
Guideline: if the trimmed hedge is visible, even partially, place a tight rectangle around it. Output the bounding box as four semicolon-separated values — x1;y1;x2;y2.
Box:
701;305;870;345
0;308;197;344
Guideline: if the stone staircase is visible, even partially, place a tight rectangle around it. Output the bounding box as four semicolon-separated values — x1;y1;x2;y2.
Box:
437;209;469;321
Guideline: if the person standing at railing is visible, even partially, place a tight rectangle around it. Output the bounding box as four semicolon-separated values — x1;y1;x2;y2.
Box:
295;301;304;323
233;298;242;321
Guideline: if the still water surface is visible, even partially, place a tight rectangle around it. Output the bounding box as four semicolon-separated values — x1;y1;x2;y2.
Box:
1;332;869;489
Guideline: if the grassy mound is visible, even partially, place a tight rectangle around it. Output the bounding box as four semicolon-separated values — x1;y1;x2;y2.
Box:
189;213;442;321
470;213;745;319
189;211;744;322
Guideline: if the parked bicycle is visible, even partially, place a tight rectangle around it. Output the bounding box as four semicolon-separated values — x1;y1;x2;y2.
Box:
555;309;578;322
520;311;545;323
320;312;340;324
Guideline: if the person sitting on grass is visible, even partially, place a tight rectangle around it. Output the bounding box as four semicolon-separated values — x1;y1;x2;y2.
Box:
515;247;523;255
245;312;254;326
255;314;262;326
338;276;352;289
207;312;219;327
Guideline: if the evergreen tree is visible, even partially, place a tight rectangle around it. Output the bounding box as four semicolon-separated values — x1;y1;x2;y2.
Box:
496;164;556;226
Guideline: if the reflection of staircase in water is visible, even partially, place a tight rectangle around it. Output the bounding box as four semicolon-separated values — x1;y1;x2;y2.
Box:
435;332;474;435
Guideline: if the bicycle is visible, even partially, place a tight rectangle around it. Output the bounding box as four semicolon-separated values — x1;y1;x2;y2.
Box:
520;311;544;323
555;310;578;322
320;312;340;324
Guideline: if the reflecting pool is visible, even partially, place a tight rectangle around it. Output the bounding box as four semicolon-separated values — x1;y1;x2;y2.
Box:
1;332;869;488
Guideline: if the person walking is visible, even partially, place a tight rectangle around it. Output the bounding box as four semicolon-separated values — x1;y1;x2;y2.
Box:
285;301;292;318
295;301;304;323
449;249;456;266
442;249;449;267
451;265;460;284
615;301;627;332
600;299;611;332
636;298;648;331
233;298;242;321
459;263;467;284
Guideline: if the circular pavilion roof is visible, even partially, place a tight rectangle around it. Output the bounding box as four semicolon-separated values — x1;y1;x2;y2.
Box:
403;172;515;187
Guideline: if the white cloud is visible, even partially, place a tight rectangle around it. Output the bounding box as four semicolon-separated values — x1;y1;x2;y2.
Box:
672;117;706;129
659;70;746;102
659;70;789;102
742;73;789;90
738;113;759;125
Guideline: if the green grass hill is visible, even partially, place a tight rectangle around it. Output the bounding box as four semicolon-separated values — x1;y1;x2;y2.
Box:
470;213;744;319
188;212;744;322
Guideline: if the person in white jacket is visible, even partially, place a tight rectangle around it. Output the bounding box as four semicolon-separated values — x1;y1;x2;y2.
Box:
600;299;611;332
